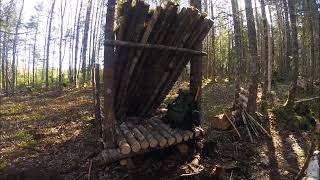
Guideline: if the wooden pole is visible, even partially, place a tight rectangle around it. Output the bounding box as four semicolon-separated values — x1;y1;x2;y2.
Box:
103;0;116;148
94;64;101;135
190;0;202;110
105;40;208;56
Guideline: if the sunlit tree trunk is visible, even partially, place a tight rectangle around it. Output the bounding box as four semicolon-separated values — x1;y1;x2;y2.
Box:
286;0;299;107
261;0;269;100
46;0;57;88
59;0;67;85
231;0;241;106
282;0;292;80
244;0;259;114
81;0;93;84
12;0;25;94
190;0;202;109
74;0;83;87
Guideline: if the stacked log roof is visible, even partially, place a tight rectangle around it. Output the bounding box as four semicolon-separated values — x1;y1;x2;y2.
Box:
110;1;213;121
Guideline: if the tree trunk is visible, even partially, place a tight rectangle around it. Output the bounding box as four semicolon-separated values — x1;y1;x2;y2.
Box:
244;0;259;114
74;0;83;87
268;5;274;93
306;0;316;92
286;0;299;107
190;0;202;109
81;0;93;84
261;0;269;100
59;0;67;85
231;0;241;107
283;0;292;80
32;22;39;86
12;0;25;94
103;0;116;148
46;0;56;88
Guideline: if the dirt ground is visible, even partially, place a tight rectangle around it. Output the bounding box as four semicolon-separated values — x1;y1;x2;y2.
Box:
0;81;318;180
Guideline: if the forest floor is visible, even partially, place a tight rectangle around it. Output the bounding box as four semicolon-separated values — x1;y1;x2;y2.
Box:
0;80;318;179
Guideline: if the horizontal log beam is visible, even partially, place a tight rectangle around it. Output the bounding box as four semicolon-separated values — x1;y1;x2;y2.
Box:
105;40;207;56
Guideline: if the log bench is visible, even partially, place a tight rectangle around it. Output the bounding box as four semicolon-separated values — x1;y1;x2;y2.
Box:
99;114;204;163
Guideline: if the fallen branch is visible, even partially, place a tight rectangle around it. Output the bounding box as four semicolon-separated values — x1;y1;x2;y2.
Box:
224;111;241;139
241;111;254;143
294;96;320;104
244;110;271;138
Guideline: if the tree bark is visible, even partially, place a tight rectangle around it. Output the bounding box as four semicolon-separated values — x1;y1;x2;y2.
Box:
283;0;292;80
12;0;25;94
261;0;269;100
190;0;202;110
59;0;67;85
74;0;84;87
244;0;259;114
46;0;56;88
81;0;93;84
231;0;241;107
103;0;116;148
286;0;299;107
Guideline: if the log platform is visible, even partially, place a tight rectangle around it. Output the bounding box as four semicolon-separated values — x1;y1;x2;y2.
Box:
99;115;204;163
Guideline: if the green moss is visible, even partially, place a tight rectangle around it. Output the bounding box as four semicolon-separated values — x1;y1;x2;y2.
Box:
272;105;295;121
0;159;8;171
15;131;36;148
22;113;43;122
292;115;313;130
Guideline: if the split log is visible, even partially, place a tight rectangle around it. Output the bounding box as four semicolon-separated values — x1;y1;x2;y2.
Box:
115;127;131;155
125;122;150;149
137;125;158;148
144;123;167;147
153;118;183;143
119;123;141;152
149;118;176;145
132;128;149;149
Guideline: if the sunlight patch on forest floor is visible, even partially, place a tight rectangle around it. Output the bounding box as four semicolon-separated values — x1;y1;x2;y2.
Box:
0;87;96;174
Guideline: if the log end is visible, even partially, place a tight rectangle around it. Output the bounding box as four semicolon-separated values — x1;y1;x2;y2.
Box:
120;144;131;155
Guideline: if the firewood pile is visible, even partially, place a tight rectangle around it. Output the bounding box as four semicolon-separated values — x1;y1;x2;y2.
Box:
98;115;204;163
108;1;213;121
212;94;271;143
231;94;271;142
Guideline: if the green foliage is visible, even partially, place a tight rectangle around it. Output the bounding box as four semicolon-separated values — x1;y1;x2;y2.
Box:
14;131;36;148
272;104;315;130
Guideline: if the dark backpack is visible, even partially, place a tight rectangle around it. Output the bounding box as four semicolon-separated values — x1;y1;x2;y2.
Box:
166;89;200;130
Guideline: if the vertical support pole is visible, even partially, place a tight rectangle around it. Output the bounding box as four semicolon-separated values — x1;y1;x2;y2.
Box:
94;64;101;136
103;0;116;148
190;0;202;110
